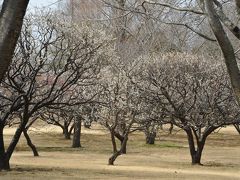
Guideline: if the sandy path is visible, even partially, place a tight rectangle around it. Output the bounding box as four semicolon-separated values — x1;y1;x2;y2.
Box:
5;151;239;180
1;125;239;179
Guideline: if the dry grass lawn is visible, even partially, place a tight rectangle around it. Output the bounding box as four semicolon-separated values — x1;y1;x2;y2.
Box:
0;124;240;179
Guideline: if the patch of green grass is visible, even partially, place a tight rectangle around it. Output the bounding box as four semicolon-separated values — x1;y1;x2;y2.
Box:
15;146;84;152
142;142;185;149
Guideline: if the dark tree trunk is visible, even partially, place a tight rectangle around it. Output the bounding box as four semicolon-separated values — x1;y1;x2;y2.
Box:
63;129;71;139
108;150;121;165
234;124;240;134
190;139;205;165
146;132;156;145
108;133;130;165
108;134;128;165
0;122;25;170
169;123;173;134
23;129;39;156
0;152;10;171
0;125;5;155
120;137;128;154
205;0;240;104
114;132;127;154
63;122;71;140
108;119;134;166
190;147;204;165
0;0;29;82
0;92;29;170
72;117;81;148
185;128;205;165
0;126;10;171
110;130;117;153
69;124;74;135
6;122;25;159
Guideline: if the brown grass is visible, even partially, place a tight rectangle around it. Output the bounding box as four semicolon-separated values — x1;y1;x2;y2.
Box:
1;125;240;179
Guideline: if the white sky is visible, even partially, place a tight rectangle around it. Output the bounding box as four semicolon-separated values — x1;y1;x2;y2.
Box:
29;0;59;8
0;0;61;9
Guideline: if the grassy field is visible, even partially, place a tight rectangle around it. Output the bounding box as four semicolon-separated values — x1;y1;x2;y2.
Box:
1;125;240;179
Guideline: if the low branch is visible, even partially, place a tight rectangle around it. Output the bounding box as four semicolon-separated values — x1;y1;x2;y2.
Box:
142;1;205;15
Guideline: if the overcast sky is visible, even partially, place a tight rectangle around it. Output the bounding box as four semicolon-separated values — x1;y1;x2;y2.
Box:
0;0;60;9
29;0;59;8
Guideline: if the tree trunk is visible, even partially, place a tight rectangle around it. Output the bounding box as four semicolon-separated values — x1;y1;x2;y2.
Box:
120;137;128;154
108;150;121;165
108;133;127;165
0;125;5;156
185;128;205;165
108;119;134;166
169;123;173;134
0;126;10;171
69;124;74;135
0;123;25;170
190;140;205;165
110;130;117;153
23;129;39;156
108;135;129;165
6;122;25;160
72;117;81;148
63;129;71;139
190;151;201;165
0;0;29;82
0;152;10;171
234;124;240;134
1;99;30;170
146;132;156;145
63;122;71;139
204;0;240;104
114;132;127;154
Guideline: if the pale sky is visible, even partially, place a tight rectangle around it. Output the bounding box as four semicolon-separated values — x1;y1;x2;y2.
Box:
0;0;61;9
29;0;60;8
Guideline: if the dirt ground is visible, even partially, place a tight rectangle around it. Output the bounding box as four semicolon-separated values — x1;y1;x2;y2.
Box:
0;124;240;180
